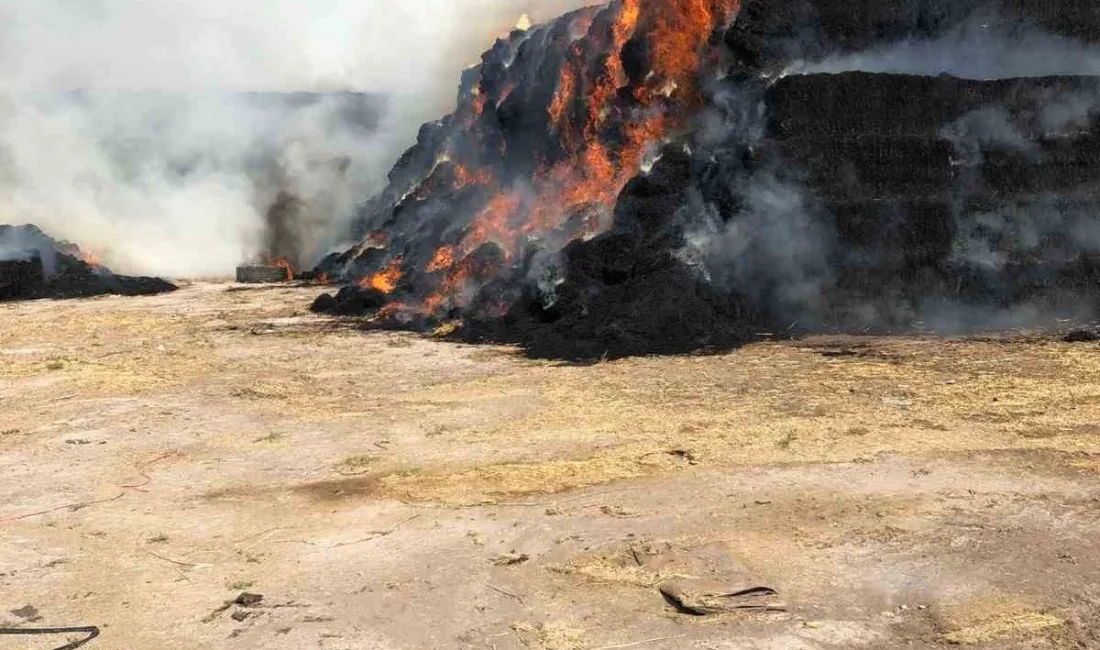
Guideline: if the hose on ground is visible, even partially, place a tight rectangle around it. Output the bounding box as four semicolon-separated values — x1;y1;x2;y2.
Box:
0;626;100;650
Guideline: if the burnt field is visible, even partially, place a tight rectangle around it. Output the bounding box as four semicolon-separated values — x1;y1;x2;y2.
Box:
1;283;1098;649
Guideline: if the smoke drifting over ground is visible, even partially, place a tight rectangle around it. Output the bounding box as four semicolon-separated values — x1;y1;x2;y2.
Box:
0;0;589;277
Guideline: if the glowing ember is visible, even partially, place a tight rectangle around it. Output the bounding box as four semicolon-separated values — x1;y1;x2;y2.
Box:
361;257;404;294
272;258;295;281
79;249;104;268
452;164;492;189
377;301;411;319
497;81;517;107
427;246;457;273
423;253;492;314
462;193;522;257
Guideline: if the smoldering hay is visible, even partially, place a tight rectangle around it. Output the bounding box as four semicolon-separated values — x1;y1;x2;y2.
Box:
0;0;594;278
0;224;177;301
311;0;1100;359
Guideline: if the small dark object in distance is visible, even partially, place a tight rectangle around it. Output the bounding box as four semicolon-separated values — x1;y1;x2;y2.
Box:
1065;329;1100;343
234;592;264;607
236;266;292;284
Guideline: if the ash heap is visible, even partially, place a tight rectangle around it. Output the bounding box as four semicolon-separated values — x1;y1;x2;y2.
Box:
314;0;1100;359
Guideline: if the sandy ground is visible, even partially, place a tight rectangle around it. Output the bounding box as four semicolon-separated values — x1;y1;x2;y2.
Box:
1;282;1098;650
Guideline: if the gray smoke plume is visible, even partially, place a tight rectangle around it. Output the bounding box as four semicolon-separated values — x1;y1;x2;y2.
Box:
942;102;1100;298
678;83;836;325
685;11;1100;331
0;225;65;275
0;0;590;277
788;13;1100;79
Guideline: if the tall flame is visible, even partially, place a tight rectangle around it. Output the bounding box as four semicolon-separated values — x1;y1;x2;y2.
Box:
362;257;404;294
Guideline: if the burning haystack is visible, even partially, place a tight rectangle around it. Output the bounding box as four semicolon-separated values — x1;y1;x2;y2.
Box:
315;0;1100;358
0;225;177;301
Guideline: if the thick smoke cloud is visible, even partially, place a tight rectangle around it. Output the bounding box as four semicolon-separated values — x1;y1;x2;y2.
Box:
0;0;589;277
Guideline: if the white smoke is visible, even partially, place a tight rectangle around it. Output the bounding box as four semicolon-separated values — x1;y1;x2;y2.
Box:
0;0;590;277
788;14;1100;79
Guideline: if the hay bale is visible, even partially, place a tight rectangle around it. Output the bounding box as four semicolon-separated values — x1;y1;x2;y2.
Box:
0;257;46;301
236;266;291;284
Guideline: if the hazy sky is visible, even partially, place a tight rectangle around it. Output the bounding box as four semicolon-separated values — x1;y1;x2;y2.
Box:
1;0;590;102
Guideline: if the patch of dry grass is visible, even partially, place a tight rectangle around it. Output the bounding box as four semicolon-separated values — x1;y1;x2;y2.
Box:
335;454;380;476
379;454;653;505
943;613;1064;645
935;597;1064;645
548;553;668;589
511;622;585;650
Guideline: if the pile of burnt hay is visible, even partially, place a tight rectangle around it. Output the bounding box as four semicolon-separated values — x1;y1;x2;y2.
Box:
0;225;177;302
315;0;1100;360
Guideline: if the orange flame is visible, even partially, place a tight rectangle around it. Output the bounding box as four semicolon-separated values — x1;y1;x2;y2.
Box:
376;0;741;317
463;193;523;257
314;272;331;285
361;257;404;294
472;90;488;118
646;0;738;87
423;253;495;314
452;164;492;189
548;55;578;130
272;258;295;281
497;81;517;107
79;249;104;268
427;246;457;273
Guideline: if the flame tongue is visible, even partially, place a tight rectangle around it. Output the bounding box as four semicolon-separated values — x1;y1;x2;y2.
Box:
362;257;404;294
346;0;740;319
79;249;104;268
427;246;457;273
272;258;295;281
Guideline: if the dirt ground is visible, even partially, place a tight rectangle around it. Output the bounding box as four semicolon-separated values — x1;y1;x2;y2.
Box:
1;282;1098;650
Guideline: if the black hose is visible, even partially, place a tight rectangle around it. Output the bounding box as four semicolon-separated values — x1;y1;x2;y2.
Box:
0;626;100;650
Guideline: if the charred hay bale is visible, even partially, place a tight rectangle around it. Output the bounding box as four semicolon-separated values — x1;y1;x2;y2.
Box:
43;256;176;299
502;266;760;360
310;293;340;314
775;136;956;201
236;266;292;284
310;286;389;316
979;134;1100;195
768;72;1100;296
0;257;46;301
725;0;985;71
103;275;178;297
768;74;1100;141
726;0;1100;72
